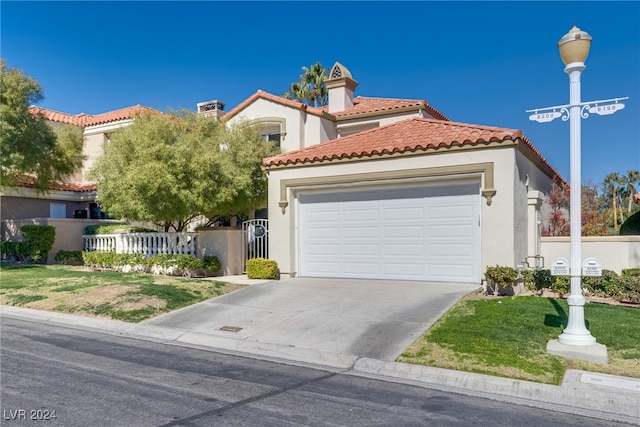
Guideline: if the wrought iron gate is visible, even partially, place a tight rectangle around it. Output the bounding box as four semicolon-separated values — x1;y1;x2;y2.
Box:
241;219;269;272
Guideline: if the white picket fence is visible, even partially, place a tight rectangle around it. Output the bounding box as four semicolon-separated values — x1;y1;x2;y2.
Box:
83;232;198;257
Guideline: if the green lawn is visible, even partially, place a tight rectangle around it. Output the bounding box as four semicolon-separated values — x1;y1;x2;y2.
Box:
398;295;640;384
0;264;243;322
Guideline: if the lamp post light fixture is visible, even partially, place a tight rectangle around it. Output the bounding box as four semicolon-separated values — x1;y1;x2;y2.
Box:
527;26;628;363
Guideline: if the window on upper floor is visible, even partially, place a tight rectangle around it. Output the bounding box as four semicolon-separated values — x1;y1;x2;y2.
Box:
253;118;286;150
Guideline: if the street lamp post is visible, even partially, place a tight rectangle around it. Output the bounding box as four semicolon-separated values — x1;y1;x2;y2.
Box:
527;26;628;363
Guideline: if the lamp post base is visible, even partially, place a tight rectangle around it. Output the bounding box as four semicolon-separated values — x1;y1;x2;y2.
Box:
547;339;608;364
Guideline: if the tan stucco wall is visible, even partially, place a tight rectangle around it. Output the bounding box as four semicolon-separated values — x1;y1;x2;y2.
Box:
265;145;544;280
80;132;107;183
541;236;640;274
196;228;244;276
227;98;334;152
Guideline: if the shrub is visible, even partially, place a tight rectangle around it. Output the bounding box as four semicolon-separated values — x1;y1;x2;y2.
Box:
622;268;640;277
20;225;56;263
246;258;279;280
620;210;640;235
582;270;622;298
484;265;518;287
550;275;570;296
1;241;30;261
82;251;118;270
84;224;157;235
203;256;221;273
532;269;553;291
147;254;203;277
619;275;640;304
519;269;535;291
54;250;83;265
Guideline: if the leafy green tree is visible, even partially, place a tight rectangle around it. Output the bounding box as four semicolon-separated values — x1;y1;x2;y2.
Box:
0;60;83;190
88;110;278;231
283;62;328;107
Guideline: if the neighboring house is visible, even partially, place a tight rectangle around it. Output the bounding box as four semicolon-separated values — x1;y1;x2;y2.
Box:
1;105;151;239
221;62;558;283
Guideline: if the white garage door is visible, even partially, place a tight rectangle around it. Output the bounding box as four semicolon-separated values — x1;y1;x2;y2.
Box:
298;181;481;283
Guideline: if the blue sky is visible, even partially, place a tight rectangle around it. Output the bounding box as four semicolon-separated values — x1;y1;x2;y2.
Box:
2;1;638;185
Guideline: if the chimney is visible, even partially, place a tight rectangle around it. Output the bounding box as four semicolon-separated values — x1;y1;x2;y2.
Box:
325;62;358;114
197;100;225;120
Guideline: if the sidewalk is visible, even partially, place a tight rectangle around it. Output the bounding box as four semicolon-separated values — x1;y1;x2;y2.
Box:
1;302;639;425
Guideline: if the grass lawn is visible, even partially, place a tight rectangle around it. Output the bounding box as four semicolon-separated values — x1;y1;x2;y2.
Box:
397;294;640;385
0;264;244;322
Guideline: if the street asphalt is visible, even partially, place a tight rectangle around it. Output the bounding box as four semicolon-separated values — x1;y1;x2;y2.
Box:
1;276;639;425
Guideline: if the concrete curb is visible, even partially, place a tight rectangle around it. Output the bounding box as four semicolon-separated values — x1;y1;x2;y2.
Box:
351;358;640;424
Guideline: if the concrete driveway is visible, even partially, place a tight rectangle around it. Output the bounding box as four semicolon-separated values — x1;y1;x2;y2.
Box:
144;278;480;361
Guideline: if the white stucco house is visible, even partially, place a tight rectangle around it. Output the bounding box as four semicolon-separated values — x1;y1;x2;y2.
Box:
222;63;558;283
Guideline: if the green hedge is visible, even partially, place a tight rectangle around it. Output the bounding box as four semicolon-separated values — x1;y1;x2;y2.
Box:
516;266;640;304
1;241;30;260
54;250;83;265
81;251;220;278
3;226;57;263
246;258;279;280
84;224;158;235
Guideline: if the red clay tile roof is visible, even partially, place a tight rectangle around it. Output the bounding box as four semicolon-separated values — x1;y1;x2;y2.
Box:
320;96;449;121
263;117;560;177
223;90;329;121
222;91;449;122
13;175;97;193
29;105;154;127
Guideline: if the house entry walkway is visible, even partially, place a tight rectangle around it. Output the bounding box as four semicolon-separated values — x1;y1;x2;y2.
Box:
144;278;480;361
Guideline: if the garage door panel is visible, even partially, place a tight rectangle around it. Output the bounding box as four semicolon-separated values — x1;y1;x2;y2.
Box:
343;244;379;256
383;243;424;256
429;263;474;281
299;183;480;283
428;224;474;238
382;206;424;221
429;243;474;257
383;262;424;279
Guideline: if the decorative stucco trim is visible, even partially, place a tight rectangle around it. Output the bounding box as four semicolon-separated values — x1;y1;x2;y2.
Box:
277;162;496;213
250;116;287;141
333;105;425;122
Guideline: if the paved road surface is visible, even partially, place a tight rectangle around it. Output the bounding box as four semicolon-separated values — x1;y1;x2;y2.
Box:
1;317;627;427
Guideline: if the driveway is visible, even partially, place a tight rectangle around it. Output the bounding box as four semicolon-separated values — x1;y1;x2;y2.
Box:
144;278;480;361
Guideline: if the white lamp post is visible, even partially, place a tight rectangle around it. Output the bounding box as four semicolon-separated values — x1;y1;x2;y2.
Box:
527;26;628;363
557;25;596;346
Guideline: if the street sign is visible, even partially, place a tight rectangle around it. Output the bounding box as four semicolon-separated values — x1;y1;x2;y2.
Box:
582;258;603;277
588;103;625;116
550;258;570;276
528;111;562;123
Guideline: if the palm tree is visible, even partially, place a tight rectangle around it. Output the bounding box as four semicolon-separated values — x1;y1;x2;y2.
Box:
301;62;328;107
624;170;640;214
282;62;328;107
604;173;623;231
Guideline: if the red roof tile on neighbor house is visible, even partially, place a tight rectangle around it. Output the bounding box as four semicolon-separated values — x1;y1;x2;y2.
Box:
320;96;450;121
14;175;97;193
223;90;328;121
28;105;154;127
223;91;450;122
263;117;559;177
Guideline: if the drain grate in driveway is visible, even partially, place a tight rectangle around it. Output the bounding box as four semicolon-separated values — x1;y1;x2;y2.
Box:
218;326;243;332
